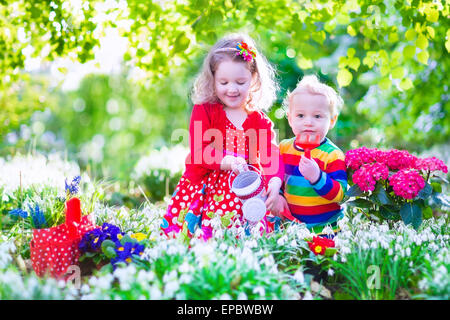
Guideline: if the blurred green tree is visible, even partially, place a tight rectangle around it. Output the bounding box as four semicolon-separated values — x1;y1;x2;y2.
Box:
1;0;448;161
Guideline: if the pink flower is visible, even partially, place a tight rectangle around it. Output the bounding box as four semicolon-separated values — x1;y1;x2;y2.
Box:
352;162;389;192
345;147;377;170
389;169;425;200
385;149;417;170
415;157;448;174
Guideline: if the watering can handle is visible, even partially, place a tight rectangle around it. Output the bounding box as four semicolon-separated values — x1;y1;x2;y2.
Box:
65;197;82;239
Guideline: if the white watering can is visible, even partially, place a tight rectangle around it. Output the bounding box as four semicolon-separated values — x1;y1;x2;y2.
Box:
228;164;267;223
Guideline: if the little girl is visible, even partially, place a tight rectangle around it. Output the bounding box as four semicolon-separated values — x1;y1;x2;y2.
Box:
161;33;284;242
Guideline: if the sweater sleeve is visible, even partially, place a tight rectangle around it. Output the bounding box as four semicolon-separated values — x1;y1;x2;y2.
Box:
257;112;285;182
310;149;348;203
187;104;223;171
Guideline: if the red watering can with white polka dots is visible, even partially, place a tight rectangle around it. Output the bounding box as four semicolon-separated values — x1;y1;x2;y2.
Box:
29;197;97;278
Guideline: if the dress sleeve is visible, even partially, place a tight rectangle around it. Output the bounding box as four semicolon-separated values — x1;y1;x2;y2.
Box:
187;104;223;171
257;112;285;182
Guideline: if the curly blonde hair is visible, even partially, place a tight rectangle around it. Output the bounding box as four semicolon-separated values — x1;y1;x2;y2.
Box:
191;33;278;112
283;74;344;117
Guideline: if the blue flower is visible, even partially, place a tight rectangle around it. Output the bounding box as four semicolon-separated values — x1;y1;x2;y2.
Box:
9;208;28;219
65;175;81;195
28;204;47;229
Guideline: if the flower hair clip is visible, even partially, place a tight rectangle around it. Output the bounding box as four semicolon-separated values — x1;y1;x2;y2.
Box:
236;41;256;62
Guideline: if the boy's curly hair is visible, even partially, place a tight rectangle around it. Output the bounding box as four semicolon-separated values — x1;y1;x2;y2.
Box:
283;74;344;117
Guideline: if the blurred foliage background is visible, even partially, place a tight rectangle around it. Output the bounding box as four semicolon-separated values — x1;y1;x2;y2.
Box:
1;0;449;204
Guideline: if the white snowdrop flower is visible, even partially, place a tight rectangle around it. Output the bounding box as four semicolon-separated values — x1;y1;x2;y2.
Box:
303;291;314;300
277;235;288;246
149;285;162;300
237;292;248;300
179;261;193;274
137;269;155;283
388;248;394;256
164;280;180;297
370;241;378;249
179;274;193;284
96;274;114;290
341;256;347;263
405;247;411;257
322;226;334;236
162;269;178;283
293;268;305;284
253;286;265;297
328;268;335;276
219;243;228;251
220;293;233;300
81;284;90;295
245;239;258;249
213;228;224;239
290;239;298;247
341;246;351;255
362;242;369;250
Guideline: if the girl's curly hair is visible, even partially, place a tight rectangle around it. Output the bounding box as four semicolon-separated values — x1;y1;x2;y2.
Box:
191;33;278;112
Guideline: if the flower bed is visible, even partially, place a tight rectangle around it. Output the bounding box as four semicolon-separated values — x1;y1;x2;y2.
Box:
0;153;448;300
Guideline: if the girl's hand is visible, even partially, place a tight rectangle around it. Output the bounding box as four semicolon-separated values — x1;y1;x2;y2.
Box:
269;194;290;219
264;177;282;212
221;155;248;174
298;156;321;184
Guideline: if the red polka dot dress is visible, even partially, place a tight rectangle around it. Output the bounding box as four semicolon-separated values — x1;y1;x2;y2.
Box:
161;116;275;242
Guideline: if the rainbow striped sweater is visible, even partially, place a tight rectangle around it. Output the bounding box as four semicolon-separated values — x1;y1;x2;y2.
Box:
279;137;348;232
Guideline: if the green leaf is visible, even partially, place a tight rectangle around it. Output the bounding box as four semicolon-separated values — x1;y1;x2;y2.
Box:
391;66;404;79
346;184;364;197
346;198;373;208
324;247;338;257
425;8;439;23
347;48;356;58
101;239;116;251
173;33;190;53
120;234;135;245
399;77;414;90
400;202;422;229
405;29;416;41
417;50;429;65
379;77;391;90
416;34;429;50
417;183;432;200
422;206;433;219
380;205;396;219
104;246;117;259
337;68;352;87
430;182;442;193
363;55;375;68
347;25;357;37
375;184;392;205
348;57;360;71
403;45;416;59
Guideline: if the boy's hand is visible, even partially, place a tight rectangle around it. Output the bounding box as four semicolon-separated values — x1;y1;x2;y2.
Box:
298;156;321;184
264;177;282;212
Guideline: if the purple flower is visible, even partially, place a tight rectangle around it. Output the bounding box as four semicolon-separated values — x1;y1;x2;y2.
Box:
111;241;145;269
101;222;123;242
79;228;106;252
65;175;81;195
28;204;47;229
